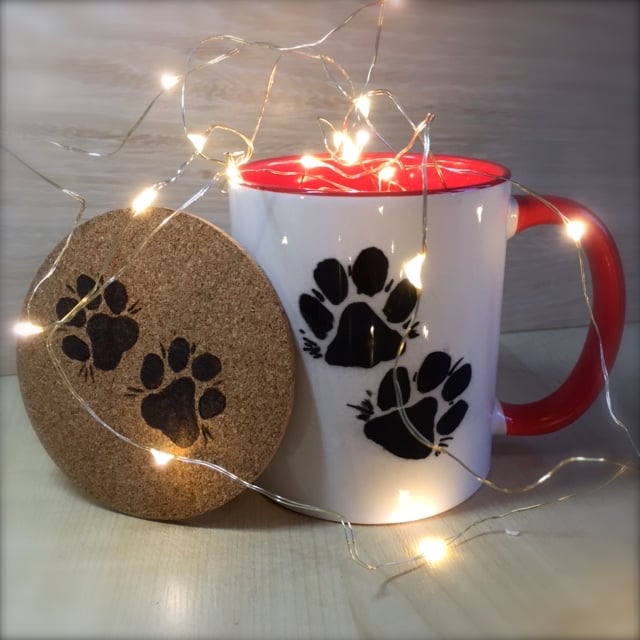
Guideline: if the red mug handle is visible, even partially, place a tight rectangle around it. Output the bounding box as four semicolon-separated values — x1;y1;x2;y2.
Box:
501;195;626;435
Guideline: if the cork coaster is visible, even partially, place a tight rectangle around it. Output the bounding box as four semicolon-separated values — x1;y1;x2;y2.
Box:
16;208;295;521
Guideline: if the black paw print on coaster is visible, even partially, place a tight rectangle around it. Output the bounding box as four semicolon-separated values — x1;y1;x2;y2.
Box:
128;337;226;448
56;274;140;379
349;351;472;459
299;247;418;368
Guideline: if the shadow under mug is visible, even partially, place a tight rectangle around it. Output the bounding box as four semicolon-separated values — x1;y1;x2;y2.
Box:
228;153;625;524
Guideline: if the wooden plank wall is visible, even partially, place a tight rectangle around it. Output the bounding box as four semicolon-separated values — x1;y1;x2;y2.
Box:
1;0;637;376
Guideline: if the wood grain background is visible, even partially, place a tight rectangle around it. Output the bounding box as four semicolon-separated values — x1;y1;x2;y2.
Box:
1;0;637;376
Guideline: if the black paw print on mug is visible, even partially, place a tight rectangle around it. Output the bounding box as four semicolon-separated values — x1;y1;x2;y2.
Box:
299;247;418;368
349;351;472;459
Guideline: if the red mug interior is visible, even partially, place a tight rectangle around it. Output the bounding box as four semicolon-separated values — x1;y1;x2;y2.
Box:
237;153;511;195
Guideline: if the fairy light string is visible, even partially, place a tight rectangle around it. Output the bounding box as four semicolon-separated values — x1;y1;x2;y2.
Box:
48;84;171;158
176;0;388;169
6;0;638;570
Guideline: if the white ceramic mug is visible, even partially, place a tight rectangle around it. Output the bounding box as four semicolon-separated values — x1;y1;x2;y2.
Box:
228;153;625;524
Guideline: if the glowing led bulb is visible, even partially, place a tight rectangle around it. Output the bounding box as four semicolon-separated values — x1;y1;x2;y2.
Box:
355;128;370;147
333;130;346;151
334;128;370;165
13;321;44;337
340;136;361;165
418;537;447;564
225;158;242;187
566;220;586;242
378;164;396;182
187;133;207;154
150;448;175;466
355;94;371;118
160;73;180;90
131;186;158;216
403;252;426;290
300;154;322;169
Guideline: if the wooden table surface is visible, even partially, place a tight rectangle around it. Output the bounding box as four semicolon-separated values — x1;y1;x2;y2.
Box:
2;324;638;639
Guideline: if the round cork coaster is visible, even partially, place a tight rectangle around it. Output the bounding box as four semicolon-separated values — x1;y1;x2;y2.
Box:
16;208;295;521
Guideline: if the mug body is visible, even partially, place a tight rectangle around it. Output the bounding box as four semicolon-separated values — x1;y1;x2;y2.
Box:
229;154;511;523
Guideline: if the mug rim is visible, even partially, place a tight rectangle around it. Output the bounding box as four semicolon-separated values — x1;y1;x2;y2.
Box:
235;153;512;196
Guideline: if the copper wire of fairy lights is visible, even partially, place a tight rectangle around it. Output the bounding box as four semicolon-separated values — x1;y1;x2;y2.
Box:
5;0;637;570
